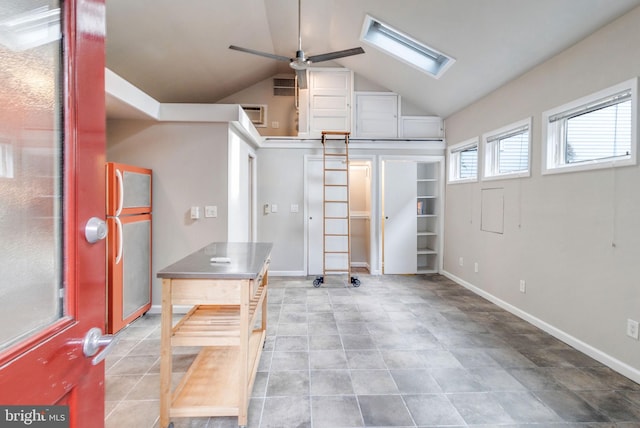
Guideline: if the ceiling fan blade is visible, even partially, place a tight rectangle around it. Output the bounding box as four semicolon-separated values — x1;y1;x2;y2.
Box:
307;47;365;63
229;45;291;62
296;69;308;89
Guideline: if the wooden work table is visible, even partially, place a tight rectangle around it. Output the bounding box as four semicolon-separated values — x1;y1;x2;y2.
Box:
157;242;272;428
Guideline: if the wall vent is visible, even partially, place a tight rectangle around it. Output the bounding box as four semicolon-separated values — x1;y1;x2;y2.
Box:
274;77;295;96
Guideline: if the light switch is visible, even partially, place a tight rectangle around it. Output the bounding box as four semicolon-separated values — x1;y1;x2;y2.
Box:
190;206;201;220
291;204;299;213
271;204;278;213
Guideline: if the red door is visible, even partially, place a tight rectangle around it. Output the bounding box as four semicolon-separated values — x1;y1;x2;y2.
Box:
0;0;107;426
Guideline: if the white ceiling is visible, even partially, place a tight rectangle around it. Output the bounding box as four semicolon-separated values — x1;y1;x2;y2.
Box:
106;0;640;119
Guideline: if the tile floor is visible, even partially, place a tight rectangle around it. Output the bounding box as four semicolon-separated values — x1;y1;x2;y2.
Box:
105;274;640;428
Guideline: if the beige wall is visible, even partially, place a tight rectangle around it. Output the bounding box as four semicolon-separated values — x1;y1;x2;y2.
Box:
219;75;299;137
443;6;640;381
107;120;231;307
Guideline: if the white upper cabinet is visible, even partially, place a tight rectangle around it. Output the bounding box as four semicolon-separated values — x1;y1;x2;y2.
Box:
302;69;353;138
354;92;399;138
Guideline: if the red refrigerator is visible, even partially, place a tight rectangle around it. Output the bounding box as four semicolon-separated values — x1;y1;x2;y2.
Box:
106;162;152;334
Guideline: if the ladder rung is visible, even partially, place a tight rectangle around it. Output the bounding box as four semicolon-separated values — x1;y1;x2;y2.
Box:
325;184;348;187
325;168;347;172
325;153;347;157
325;200;348;203
325;216;348;219
325;251;349;254
325;233;348;237
322;131;350;136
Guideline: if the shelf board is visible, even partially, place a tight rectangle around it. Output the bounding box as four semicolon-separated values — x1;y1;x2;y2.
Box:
170;330;265;418
171;283;266;347
417;231;437;236
417;249;437;255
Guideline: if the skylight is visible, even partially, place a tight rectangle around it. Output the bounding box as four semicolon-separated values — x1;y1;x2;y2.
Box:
360;15;455;79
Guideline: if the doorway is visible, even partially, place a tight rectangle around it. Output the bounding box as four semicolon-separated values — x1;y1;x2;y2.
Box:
306;156;374;276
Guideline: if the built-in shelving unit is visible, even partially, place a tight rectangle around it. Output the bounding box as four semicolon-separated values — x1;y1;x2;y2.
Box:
416;162;439;273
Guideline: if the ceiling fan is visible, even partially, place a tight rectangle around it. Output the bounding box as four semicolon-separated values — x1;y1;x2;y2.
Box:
229;0;364;89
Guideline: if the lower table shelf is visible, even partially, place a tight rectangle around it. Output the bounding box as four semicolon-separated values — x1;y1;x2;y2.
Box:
170;330;266;419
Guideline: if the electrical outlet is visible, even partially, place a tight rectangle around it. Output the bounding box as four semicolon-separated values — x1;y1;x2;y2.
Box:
458;257;464;267
474;262;479;273
190;206;200;220
204;205;217;218
519;280;526;293
627;319;639;340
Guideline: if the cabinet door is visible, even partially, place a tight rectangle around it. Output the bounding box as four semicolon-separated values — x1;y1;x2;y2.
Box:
355;93;398;138
383;161;417;274
308;69;352;136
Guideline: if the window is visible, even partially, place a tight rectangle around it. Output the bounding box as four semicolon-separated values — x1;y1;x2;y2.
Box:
360;15;455;79
448;138;478;183
0;139;14;178
542;78;637;174
482;118;531;180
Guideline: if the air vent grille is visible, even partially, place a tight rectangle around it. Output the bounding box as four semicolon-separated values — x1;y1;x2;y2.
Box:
274;77;295;96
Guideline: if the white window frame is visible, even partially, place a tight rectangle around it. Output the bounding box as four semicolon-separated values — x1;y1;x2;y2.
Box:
447;137;478;183
542;78;638;175
482;117;532;181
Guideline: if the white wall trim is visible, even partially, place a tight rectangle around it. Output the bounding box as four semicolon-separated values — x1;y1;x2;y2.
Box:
270;270;307;277
441;270;640;384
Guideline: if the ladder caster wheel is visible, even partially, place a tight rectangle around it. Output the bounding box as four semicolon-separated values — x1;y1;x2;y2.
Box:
167;423;174;428
313;276;323;288
351;277;361;287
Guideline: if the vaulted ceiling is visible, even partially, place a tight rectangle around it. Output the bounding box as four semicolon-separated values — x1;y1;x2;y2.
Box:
106;0;640;119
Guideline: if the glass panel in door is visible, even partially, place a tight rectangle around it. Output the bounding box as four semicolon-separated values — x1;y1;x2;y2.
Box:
0;0;64;352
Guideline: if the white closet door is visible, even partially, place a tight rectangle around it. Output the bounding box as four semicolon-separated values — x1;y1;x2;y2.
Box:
383;160;417;274
307;158;324;275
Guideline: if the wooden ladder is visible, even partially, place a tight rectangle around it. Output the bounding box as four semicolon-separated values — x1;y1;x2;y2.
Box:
313;131;361;288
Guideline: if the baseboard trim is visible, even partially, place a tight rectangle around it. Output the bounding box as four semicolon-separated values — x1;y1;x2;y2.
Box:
270;270;307;277
441;270;640;384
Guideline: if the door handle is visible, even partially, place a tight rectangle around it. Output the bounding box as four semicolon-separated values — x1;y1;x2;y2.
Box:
85;217;107;244
82;327;120;365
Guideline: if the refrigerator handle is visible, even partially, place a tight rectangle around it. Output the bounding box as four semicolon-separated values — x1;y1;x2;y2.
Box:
115;168;124;216
115;217;123;265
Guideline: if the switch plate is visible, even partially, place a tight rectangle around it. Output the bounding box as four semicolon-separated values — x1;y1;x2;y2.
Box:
190;206;201;220
291;204;299;213
263;204;270;215
205;205;217;218
627;319;639;340
474;262;479;273
271;121;279;129
519;280;526;293
271;204;278;213
458;257;463;267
